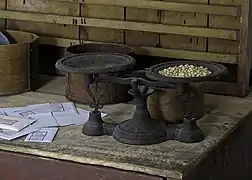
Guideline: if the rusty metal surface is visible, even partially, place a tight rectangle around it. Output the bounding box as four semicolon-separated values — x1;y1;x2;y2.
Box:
147;87;204;124
65;74;132;104
146;61;228;84
56;53;136;74
63;43;136;105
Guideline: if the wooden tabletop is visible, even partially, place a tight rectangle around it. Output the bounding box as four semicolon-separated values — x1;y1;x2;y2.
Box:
0;76;251;179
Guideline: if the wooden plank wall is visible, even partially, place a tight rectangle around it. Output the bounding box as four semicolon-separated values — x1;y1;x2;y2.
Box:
0;0;6;28
80;4;124;43
208;0;240;55
6;0;79;40
0;0;250;96
0;0;242;63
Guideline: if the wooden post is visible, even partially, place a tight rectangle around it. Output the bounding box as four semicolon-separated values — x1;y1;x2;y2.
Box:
237;0;251;96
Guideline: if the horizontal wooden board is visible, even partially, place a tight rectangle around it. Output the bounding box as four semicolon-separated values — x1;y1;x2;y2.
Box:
0;0;5;28
81;4;124;20
52;0;239;16
160;6;207;52
0;10;238;40
161;11;207;28
7;0;79;39
125;30;159;47
167;0;207;3
209;15;240;30
210;0;243;6
160;34;206;51
40;36;80;47
208;38;240;54
81;27;124;43
126;6;159;23
125;5;159;47
80;4;124;43
7;0;78;15
0;1;5;9
39;36;238;64
7;20;79;39
137;46;237;63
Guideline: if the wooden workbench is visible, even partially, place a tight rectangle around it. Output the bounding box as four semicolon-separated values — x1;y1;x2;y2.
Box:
0;76;252;180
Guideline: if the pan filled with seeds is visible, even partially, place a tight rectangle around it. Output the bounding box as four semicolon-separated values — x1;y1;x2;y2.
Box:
158;64;212;78
146;61;228;83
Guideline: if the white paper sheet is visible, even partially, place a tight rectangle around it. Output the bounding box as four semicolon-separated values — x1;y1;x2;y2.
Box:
0;103;109;140
25;127;58;143
0;107;23;117
0;115;36;131
53;113;89;126
77;108;107;118
28;113;59;127
0;113;58;140
4;102;78;118
0;128;39;140
0;109;6;116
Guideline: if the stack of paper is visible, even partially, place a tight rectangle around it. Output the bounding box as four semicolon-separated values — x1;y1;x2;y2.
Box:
0;102;107;142
0;115;35;131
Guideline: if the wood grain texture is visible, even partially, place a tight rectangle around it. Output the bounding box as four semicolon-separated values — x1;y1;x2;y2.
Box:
0;88;252;178
80;4;124;43
237;0;250;96
210;0;242;6
125;0;159;47
1;0;249;96
166;0;207;3
0;10;238;40
0;30;38;95
208;13;240;56
54;0;239;16
0;151;163;180
7;0;79;39
147;87;204;123
0;0;5;28
38;36;238;63
209;15;240;30
208;38;240;54
160;1;207;52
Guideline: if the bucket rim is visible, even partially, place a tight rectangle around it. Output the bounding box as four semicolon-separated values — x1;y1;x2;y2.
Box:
1;30;39;46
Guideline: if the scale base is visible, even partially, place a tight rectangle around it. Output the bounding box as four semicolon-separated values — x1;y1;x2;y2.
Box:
82;111;104;136
177;117;204;143
82;80;204;145
82;111;118;136
82;114;204;145
113;117;167;145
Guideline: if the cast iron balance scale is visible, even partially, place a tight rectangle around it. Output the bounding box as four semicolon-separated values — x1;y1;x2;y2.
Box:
56;53;228;145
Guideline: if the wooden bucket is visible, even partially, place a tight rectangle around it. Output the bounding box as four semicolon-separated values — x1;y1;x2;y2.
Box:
147;86;205;124
0;30;39;95
64;43;135;105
